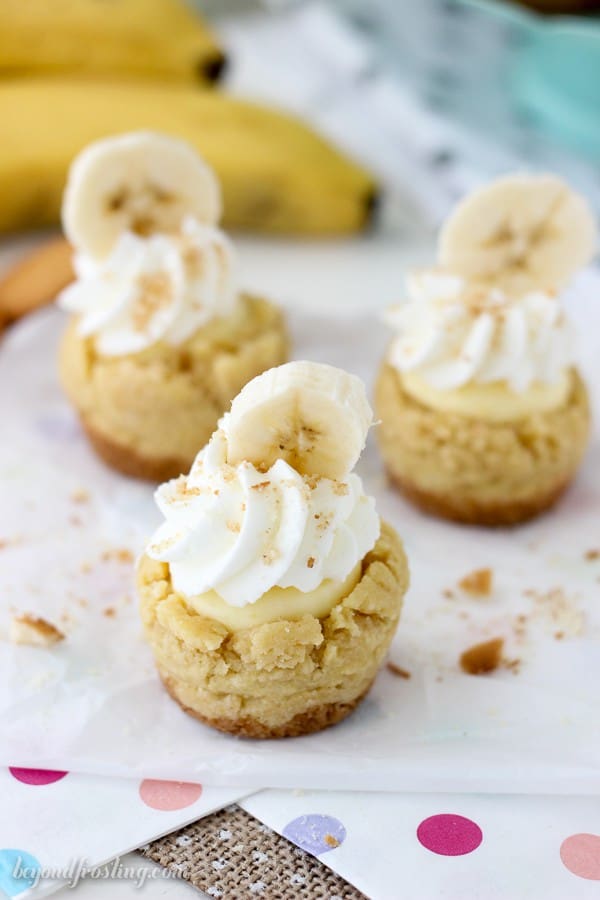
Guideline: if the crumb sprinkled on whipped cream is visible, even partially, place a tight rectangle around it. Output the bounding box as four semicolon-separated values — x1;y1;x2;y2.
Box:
331;481;349;496
132;272;173;332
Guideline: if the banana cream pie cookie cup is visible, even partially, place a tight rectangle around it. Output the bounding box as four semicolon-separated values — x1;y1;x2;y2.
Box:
138;361;409;738
376;174;596;526
58;132;288;481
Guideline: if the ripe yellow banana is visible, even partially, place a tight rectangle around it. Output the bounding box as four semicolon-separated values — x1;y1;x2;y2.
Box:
222;361;373;478
0;0;226;85
0;80;378;236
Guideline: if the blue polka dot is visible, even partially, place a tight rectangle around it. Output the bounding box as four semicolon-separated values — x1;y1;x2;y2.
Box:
283;814;346;855
0;849;40;897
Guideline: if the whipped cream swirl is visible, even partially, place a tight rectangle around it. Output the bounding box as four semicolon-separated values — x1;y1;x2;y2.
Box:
146;430;380;607
386;270;575;392
59;216;237;356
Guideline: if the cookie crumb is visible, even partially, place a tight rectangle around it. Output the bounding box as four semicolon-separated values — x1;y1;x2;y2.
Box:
316;513;333;533
102;548;134;564
459;637;504;675
10;614;65;647
584;549;600;561
387;661;411;679
324;834;340;848
103;606;116;618
522;586;584;637
504;657;521;675
304;475;322;491
70;489;90;504
116;548;133;564
251;481;271;492
132;271;174;333
307;556;315;569
458;568;493;596
331;481;349;496
513;613;528;640
442;588;455;600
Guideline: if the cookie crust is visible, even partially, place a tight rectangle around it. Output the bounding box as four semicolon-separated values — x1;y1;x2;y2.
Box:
81;420;191;483
138;522;408;738
59;294;288;481
161;674;372;739
375;363;590;526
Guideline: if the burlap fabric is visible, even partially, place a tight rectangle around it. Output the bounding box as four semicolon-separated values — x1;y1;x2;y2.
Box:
138;804;367;899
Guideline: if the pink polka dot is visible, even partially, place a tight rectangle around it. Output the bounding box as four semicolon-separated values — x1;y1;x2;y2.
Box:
417;814;483;856
139;779;202;811
9;768;68;786
560;834;600;880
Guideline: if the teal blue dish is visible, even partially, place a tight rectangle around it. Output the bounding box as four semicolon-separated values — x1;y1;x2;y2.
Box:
461;0;600;158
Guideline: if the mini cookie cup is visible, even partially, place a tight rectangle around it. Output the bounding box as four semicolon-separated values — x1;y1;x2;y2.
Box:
375;363;590;526
59;294;288;481
138;521;408;738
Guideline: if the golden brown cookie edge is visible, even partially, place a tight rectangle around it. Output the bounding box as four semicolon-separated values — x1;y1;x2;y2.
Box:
161;673;373;739
388;471;571;527
375;362;590;527
82;418;190;482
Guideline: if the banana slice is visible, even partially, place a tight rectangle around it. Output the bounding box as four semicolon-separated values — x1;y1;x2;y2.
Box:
62;131;221;259
439;174;597;295
221;361;372;479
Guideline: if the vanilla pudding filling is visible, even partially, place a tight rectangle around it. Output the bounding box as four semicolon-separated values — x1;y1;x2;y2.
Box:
386;270;575;422
400;372;571;422
59;215;238;356
187;564;362;631
146;429;380;627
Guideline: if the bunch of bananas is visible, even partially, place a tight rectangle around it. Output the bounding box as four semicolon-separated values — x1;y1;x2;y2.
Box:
0;0;377;238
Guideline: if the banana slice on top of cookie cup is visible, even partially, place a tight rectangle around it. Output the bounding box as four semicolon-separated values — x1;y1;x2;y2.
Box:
138;361;409;738
58;131;288;481
376;174;596;526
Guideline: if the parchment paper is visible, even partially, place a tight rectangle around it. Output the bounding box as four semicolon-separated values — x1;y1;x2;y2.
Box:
1;279;599;792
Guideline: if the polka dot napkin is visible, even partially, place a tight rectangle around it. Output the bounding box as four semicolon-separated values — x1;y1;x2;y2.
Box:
241;789;600;900
4;766;600;898
0;766;246;898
